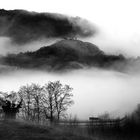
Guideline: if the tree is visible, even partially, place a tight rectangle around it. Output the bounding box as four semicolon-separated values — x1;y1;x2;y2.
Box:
43;82;56;122
0;91;22;119
43;81;74;122
18;84;34;120
0;81;74;122
30;84;44;123
54;81;73;120
2;99;22;119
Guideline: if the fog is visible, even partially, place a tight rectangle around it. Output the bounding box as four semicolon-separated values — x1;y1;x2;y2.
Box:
0;37;60;55
0;68;140;120
0;4;140;120
0;26;140;120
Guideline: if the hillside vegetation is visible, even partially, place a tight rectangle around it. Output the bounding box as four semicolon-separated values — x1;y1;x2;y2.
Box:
1;39;125;71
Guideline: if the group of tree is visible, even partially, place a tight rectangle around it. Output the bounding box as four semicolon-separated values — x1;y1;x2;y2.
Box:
0;81;74;123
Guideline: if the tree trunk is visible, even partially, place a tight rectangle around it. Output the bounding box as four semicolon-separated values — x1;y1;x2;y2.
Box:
57;112;60;121
4;112;16;119
50;110;53;123
37;107;40;123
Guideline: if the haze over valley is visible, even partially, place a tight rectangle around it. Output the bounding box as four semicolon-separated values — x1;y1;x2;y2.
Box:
0;8;140;120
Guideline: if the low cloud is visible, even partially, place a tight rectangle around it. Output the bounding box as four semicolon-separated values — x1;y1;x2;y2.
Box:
0;9;97;45
0;68;139;119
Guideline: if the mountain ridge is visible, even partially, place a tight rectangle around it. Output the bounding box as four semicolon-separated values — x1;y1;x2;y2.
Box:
0;39;126;71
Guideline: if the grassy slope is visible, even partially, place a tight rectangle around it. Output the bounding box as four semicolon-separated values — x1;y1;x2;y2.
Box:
0;120;91;140
0;120;140;140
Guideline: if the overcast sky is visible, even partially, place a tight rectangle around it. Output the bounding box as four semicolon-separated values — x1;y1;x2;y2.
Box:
1;0;140;56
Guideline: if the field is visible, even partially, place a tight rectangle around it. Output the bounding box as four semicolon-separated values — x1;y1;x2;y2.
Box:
0;119;140;140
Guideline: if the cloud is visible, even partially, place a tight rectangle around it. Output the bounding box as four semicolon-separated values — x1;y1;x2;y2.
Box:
0;9;97;45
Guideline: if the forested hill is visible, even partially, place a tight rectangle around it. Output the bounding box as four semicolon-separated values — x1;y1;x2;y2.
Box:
0;39;126;71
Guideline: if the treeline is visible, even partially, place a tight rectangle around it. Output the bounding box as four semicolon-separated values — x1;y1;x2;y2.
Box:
0;81;74;123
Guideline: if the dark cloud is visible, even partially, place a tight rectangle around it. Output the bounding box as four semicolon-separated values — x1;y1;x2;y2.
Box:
0;9;97;45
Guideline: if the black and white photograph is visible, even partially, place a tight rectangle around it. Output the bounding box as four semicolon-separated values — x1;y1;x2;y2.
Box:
0;0;140;139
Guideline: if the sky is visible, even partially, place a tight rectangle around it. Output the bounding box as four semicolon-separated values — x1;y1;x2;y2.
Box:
1;0;140;56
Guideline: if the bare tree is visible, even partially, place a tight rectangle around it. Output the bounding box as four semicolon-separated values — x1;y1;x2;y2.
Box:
54;81;73;120
30;84;44;123
43;81;74;122
18;84;34;120
0;81;74;122
43;82;56;122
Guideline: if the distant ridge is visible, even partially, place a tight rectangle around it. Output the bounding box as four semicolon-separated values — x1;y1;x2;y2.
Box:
0;39;125;71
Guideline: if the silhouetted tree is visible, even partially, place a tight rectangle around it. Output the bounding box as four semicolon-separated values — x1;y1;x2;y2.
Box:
43;82;55;122
30;84;44;123
0;91;22;119
43;81;73;122
54;81;73;120
0;81;74;122
18;85;33;120
2;99;22;119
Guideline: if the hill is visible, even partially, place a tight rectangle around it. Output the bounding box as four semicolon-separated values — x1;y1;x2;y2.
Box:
0;39;125;71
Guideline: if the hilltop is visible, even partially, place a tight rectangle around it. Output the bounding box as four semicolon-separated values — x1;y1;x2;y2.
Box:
0;39;125;71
